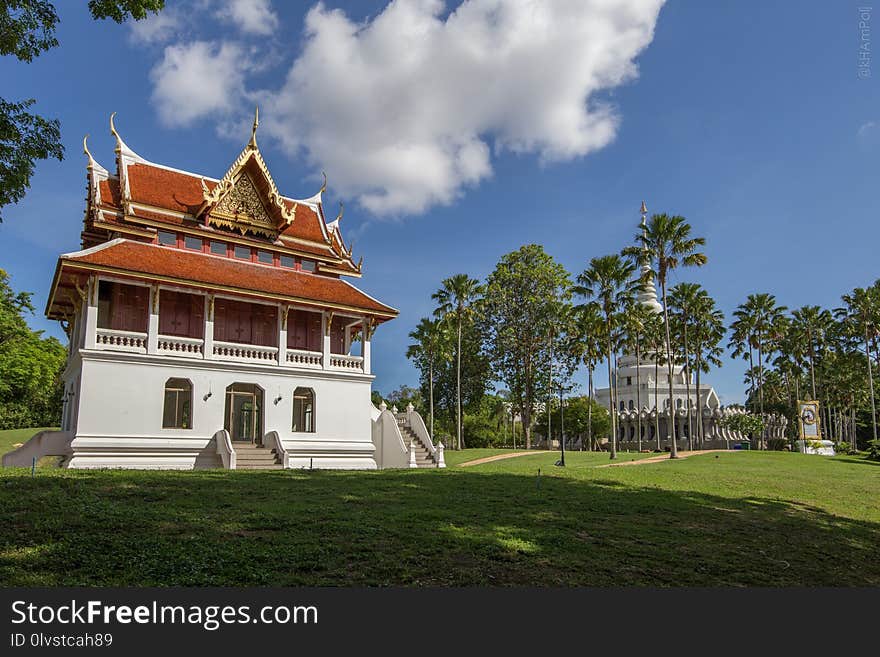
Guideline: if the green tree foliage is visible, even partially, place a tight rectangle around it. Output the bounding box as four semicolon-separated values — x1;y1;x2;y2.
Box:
574;253;637;459
432;273;484;449
0;269;67;428
0;0;164;221
483;244;572;449
719;412;765;441
534;396;610;448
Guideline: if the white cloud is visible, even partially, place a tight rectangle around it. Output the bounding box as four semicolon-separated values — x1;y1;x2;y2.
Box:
150;41;250;126
261;0;665;215
858;120;876;138
142;0;664;215
216;0;280;36
128;7;183;44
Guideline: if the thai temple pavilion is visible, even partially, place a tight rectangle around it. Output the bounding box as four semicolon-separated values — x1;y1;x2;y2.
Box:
3;111;444;470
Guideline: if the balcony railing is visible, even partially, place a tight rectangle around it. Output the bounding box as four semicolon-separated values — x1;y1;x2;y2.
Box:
212;340;278;363
157;335;204;358
330;354;364;371
286;349;323;368
96;328;147;353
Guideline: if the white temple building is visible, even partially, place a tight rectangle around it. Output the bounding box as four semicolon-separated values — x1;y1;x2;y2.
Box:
3;112;442;471
594;203;753;450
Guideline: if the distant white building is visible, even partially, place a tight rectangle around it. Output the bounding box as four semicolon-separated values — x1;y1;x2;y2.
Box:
594;203;747;450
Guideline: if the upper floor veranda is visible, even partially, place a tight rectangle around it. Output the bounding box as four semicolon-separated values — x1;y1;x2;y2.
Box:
62;273;377;374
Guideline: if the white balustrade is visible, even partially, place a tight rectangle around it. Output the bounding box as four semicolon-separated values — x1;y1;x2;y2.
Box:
329;354;364;371
95;328;147;353
157;335;204;358
285;349;323;368
212;340;279;363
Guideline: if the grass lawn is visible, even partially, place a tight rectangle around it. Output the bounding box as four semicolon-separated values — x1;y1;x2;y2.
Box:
0;427;58;457
0;450;877;586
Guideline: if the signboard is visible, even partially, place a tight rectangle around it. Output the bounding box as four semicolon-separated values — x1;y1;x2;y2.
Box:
797;400;821;440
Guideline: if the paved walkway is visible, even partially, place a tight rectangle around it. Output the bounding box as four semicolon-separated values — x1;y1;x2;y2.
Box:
600;449;733;467
457;451;540;467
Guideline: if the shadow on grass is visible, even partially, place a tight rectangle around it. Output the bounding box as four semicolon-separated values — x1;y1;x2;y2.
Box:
830;455;880;467
0;468;877;587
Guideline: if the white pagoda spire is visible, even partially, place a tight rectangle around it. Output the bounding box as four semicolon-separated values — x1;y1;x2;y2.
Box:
637;200;663;314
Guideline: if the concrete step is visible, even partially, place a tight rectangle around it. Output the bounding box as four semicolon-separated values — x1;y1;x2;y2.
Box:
237;463;284;470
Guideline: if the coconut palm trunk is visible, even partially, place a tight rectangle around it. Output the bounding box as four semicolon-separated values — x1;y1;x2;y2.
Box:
865;326;878;444
636;338;642;452
660;280;678;458
587;367;594;451
456;317;462;450
606;324;617;459
654;355;661;450
682;321;693;449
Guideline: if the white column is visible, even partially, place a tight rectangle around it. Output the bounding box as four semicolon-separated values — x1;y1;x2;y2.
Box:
322;312;331;369
203;295;214;360
83;276;98;350
277;304;287;366
147;285;159;355
362;317;371;374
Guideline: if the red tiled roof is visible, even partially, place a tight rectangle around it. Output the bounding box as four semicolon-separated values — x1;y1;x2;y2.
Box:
127;163;205;214
98;178;122;208
56;240;396;317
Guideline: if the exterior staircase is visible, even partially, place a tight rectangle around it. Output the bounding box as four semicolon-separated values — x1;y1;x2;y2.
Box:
234;443;284;470
400;426;437;468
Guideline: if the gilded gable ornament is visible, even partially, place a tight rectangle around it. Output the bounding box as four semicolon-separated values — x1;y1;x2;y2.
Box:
214;174;273;227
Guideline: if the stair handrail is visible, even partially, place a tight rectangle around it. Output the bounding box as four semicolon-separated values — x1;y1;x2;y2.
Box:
215;429;236;469
403;404;437;457
1;429;72;468
264;430;289;468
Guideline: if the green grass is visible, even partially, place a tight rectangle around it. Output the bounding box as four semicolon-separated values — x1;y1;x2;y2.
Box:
0;427;57;457
0;451;877;586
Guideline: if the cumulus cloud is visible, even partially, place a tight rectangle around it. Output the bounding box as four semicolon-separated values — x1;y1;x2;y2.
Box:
261;0;665;215
128;7;184;44
216;0;280;36
150;41;250;126
143;0;664;215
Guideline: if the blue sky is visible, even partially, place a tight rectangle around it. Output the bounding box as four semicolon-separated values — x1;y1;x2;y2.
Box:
1;1;878;404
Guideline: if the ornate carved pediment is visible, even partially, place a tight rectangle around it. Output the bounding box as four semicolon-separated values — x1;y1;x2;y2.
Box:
205;172;277;238
198;109;296;238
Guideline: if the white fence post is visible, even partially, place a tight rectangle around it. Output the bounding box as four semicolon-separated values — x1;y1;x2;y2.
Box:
436;441;446;468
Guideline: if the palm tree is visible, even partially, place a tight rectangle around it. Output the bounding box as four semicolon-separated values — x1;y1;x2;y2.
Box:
791;306;834;402
731;294;787;449
621;300;654;452
575;255;638;460
642;312;667;449
574;303;604;451
680;286;724;448
406;317;450;440
668;283;702;449
433;274;484;450
629;214;707;458
836;286;880;444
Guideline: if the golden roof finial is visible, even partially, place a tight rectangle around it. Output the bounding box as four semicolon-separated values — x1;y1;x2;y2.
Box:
249;105;259;149
336;201;343;222
640;200;647;216
83;134;93;163
319;170;327;195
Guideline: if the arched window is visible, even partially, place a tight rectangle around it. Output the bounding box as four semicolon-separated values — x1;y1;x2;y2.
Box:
619;400;625;411
293;387;315;432
676;398;683;409
163;378;192;429
628;400;634;410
